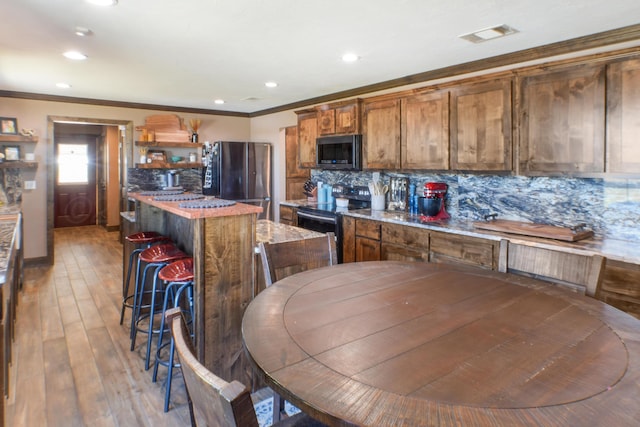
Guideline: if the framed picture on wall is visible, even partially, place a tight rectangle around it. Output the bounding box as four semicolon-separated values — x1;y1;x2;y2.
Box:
4;146;20;161
0;117;18;135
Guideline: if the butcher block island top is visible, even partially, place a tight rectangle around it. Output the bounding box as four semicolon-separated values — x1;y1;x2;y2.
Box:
128;192;262;219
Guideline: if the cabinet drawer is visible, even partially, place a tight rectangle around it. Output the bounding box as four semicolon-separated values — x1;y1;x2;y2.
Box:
356;219;381;240
430;231;496;269
382;223;429;251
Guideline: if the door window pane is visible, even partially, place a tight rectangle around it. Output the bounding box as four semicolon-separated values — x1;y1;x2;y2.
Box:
58;144;89;184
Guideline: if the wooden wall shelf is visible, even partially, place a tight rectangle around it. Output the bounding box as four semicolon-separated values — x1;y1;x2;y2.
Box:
136;140;199;148
135;162;202;169
0;135;38;143
0;161;38;169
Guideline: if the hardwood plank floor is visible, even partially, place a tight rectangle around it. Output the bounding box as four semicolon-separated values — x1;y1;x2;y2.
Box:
6;226;193;426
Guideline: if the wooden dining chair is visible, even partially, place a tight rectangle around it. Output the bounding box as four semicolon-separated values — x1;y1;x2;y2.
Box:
257;232;337;422
259;232;337;287
166;307;324;427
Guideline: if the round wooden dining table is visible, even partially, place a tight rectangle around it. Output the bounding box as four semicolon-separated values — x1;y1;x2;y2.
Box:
242;261;640;426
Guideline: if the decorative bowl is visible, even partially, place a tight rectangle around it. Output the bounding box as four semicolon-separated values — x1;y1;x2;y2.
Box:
171;156;183;163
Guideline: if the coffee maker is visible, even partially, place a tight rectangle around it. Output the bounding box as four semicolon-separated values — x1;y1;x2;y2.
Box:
420;182;450;221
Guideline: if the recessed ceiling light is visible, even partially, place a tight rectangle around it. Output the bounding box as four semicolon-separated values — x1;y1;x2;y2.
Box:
63;50;88;60
341;53;360;63
265;81;278;88
459;24;518;43
86;0;118;6
74;26;93;37
214;99;225;105
56;83;72;89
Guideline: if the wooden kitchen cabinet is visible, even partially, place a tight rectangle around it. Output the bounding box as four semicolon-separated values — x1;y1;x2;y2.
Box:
362;98;401;169
279;205;297;226
285;126;310;200
450;79;512;171
381;223;430;262
317;99;361;136
342;216;356;263
355;218;381;262
401;90;450;170
296;109;318;168
429;230;499;269
520;63;605;174
606;56;640;174
598;259;640;319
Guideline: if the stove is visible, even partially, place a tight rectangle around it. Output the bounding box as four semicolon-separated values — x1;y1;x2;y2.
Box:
295;185;371;263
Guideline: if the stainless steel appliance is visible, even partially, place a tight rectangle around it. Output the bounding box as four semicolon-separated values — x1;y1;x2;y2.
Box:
315;134;362;170
296;185;371;262
201;141;272;220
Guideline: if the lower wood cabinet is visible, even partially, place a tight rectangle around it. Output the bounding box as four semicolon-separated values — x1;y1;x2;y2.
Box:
279;205;297;226
598;259;640;319
381;223;429;262
429;230;499;270
355;218;381;262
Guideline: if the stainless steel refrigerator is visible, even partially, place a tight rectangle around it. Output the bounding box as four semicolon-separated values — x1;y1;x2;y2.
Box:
202;141;272;220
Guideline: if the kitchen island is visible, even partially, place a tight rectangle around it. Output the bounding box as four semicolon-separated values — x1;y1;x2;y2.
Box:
129;193;261;384
128;193;324;385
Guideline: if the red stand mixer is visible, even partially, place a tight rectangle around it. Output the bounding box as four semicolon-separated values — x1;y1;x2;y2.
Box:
420;182;450;221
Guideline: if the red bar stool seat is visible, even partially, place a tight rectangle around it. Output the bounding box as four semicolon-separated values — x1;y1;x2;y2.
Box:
130;243;188;371
152;257;195;412
121;231;170;325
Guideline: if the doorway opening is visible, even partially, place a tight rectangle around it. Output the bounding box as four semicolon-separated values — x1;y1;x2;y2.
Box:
46;117;134;264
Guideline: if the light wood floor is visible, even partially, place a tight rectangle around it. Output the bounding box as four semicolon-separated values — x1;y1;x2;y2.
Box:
5;226;194;426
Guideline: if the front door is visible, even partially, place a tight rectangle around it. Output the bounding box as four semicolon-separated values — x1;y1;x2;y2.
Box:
54;136;97;227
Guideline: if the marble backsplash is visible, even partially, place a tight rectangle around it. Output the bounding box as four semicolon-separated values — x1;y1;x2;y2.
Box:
0;169;22;205
312;170;640;242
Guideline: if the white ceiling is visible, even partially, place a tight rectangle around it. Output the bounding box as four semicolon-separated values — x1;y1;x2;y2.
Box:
2;0;640;115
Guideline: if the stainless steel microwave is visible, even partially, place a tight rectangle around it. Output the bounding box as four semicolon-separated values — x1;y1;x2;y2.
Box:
315;134;362;170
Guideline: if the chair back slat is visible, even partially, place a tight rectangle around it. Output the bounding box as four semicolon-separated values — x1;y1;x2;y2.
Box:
167;307;259;427
259;233;337;286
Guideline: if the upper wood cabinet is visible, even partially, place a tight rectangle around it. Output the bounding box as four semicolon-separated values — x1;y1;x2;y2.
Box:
362;98;401;169
450;79;512;171
296;110;318;168
520;64;605;174
607;57;640;174
317;99;361;136
284;126;310;200
401;90;450;170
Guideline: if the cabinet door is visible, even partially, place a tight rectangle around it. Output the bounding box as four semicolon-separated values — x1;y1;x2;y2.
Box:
363;98;401;169
279;205;296;226
341;216;356;263
356;237;381;262
286;177;308;201
451;79;512;171
318;109;336;135
520;64;605;174
335;103;359;134
607;57;640;174
297;111;318;168
381;243;428;263
402;91;450;169
285;126;310;178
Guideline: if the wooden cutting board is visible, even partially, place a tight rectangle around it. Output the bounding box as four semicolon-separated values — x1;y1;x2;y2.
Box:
473;219;593;242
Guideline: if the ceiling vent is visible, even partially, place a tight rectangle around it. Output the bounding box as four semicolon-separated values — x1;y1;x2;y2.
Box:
459;25;518;43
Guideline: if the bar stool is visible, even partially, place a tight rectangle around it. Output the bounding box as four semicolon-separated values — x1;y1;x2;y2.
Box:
152;257;194;412
120;231;170;325
130;243;187;371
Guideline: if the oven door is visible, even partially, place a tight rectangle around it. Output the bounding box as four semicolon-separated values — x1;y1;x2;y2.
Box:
296;208;343;263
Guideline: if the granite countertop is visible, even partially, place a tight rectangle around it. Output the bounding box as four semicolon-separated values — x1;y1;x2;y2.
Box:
281;200;639;264
120;211;136;222
129;192;262;219
256;219;324;245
